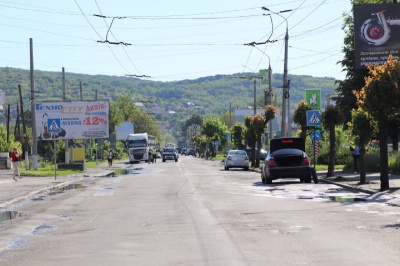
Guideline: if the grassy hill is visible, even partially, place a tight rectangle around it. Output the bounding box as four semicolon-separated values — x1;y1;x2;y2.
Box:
0;67;338;118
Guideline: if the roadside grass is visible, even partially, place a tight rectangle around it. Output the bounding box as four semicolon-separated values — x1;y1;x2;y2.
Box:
20;160;107;177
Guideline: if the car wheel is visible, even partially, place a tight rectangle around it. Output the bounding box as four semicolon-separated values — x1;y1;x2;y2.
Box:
304;176;312;183
244;167;249;171
265;177;272;184
299;176;305;183
225;166;229;170
162;158;166;162
175;158;178;162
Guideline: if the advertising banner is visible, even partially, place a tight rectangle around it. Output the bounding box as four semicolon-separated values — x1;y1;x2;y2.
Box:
354;3;400;68
35;101;109;140
305;89;321;110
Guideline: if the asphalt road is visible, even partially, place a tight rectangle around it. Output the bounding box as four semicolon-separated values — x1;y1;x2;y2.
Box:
1;157;400;265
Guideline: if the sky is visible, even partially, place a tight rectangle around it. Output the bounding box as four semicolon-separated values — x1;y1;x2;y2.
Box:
0;0;352;82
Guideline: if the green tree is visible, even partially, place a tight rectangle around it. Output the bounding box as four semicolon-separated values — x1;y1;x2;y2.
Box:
231;123;246;150
201;117;228;156
109;101;124;134
349;108;375;184
321;105;344;177
388;115;400;152
355;56;400;190
264;104;277;146
244;116;256;167
220;111;235;128
250;113;265;168
293;100;312;139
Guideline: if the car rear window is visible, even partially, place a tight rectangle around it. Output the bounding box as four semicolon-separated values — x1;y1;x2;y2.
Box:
229;150;246;156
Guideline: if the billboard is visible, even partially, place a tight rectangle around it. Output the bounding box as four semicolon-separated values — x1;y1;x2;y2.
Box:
35;101;109;140
354;3;400;68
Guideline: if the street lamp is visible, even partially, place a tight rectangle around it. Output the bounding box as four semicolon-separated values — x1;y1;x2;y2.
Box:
262;7;291;137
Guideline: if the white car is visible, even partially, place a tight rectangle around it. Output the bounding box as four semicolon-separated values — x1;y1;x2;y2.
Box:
224;150;249;171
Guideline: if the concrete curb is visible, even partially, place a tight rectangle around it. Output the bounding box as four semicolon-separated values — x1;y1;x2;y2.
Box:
0;170;115;211
0;178;84;211
320;178;376;195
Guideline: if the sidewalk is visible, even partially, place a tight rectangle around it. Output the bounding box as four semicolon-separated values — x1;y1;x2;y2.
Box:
0;161;126;211
318;170;400;206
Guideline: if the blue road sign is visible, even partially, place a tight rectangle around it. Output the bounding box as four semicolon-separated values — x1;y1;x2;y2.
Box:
310;130;321;141
306;110;322;127
214;140;219;146
226;133;231;140
47;118;61;133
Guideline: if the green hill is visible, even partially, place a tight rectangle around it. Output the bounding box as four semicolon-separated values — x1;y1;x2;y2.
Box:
0;67;337;118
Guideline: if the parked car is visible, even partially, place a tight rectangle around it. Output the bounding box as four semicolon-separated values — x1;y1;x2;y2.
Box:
261;138;312;184
224;150;249;171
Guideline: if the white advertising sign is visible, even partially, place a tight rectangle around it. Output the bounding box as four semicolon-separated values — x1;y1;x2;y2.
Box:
35;101;109;140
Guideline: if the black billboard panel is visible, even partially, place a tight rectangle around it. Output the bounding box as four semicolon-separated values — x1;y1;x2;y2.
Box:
354;3;400;69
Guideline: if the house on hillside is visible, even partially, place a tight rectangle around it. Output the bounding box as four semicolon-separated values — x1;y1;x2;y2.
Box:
147;104;163;114
135;102;146;111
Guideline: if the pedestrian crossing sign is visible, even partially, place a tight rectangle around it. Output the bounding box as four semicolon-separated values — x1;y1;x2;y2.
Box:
306;110;321;126
47;118;61;133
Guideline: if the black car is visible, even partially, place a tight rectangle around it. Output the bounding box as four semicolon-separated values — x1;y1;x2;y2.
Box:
261;138;312;184
187;149;197;157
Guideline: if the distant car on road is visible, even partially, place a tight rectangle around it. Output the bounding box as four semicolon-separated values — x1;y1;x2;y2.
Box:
261;138;312;184
162;147;179;162
224;150;249;171
181;148;187;155
188;149;197;157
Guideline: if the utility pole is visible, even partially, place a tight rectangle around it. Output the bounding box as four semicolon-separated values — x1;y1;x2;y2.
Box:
18;85;29;169
30;38;38;170
268;64;273;141
62;67;69;164
253;79;256;116
261;7;291;138
239;75;260;115
80;81;83;101
282;26;289;137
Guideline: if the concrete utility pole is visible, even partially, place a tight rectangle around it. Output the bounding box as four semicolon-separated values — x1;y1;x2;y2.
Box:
262;7;291;138
30;38;38;170
253;79;257;116
62;67;69;164
282;20;289;137
268;64;273;141
18;85;29;169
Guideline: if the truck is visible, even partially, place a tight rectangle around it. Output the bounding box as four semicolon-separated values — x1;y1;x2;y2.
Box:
126;133;155;163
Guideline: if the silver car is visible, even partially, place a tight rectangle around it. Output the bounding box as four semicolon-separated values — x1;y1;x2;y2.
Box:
224;150;249;171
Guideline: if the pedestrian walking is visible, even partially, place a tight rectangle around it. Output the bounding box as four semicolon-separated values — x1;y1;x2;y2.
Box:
152;147;157;163
351;145;360;174
148;150;152;164
11;147;21;181
107;149;114;167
